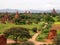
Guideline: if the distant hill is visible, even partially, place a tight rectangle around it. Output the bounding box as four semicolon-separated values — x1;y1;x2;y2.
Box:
0;9;60;13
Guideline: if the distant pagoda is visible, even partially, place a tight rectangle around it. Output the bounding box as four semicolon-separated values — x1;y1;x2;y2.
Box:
52;8;57;14
15;11;19;19
24;11;31;16
24;11;31;14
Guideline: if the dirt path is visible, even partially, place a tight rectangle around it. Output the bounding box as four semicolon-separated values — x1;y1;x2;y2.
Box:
7;24;53;45
28;32;40;41
28;32;52;45
28;32;45;45
7;32;52;45
7;39;16;44
28;24;60;45
7;39;20;44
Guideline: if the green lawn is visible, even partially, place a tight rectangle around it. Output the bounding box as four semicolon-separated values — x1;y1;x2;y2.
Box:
0;23;16;34
0;22;42;34
0;22;60;33
54;22;60;25
57;30;60;34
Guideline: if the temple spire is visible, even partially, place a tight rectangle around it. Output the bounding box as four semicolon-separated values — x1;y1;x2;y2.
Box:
52;8;56;14
15;11;19;19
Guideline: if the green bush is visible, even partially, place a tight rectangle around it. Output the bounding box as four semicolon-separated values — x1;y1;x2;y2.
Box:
20;41;34;45
36;34;47;41
32;27;37;33
7;43;20;45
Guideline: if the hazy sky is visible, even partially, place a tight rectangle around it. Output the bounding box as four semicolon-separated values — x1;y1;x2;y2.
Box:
0;0;60;10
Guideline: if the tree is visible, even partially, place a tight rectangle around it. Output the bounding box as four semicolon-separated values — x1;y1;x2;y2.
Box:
14;18;21;24
32;27;37;33
3;27;31;43
44;15;55;23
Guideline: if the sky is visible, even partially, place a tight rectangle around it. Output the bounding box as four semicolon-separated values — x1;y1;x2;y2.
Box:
0;0;60;10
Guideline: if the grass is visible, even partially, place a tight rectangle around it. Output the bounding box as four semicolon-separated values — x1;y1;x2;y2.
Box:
57;30;60;34
0;23;15;34
54;22;60;25
36;33;47;42
53;22;60;34
29;30;35;36
0;22;42;34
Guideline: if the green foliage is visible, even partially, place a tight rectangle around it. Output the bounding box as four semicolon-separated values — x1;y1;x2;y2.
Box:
14;18;21;25
44;15;55;23
32;27;37;33
36;33;47;41
20;19;26;24
20;41;34;45
36;23;52;41
29;30;35;36
7;43;20;45
42;23;52;33
3;27;31;42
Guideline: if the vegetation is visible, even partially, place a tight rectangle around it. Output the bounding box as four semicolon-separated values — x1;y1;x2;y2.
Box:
3;27;31;43
53;30;60;45
54;34;60;45
32;27;37;33
20;41;34;45
0;12;60;45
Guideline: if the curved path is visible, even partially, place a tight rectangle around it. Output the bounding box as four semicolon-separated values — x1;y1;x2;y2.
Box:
7;23;53;45
7;39;16;44
7;32;52;45
7;39;20;44
28;32;52;45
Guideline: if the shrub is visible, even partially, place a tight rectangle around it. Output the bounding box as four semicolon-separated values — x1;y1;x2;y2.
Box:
3;27;31;43
32;27;37;33
20;41;34;45
7;43;20;45
36;34;47;41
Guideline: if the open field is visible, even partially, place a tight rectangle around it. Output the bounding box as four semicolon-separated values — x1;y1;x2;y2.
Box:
0;22;60;33
0;22;42;34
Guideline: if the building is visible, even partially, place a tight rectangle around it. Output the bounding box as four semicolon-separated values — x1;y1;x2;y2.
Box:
15;11;19;19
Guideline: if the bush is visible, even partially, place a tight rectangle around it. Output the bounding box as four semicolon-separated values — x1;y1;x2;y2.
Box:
36;34;47;41
20;41;34;45
32;27;37;33
4;27;31;43
48;44;55;45
7;43;20;45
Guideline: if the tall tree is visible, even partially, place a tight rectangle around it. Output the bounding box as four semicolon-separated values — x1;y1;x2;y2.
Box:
3;27;31;43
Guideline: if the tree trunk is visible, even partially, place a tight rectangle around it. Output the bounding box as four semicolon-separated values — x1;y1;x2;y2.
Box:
15;37;17;44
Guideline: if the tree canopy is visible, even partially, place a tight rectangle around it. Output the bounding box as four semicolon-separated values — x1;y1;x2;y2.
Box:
3;27;31;43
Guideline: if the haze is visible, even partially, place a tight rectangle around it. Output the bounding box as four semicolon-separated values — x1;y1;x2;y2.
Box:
0;0;60;10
